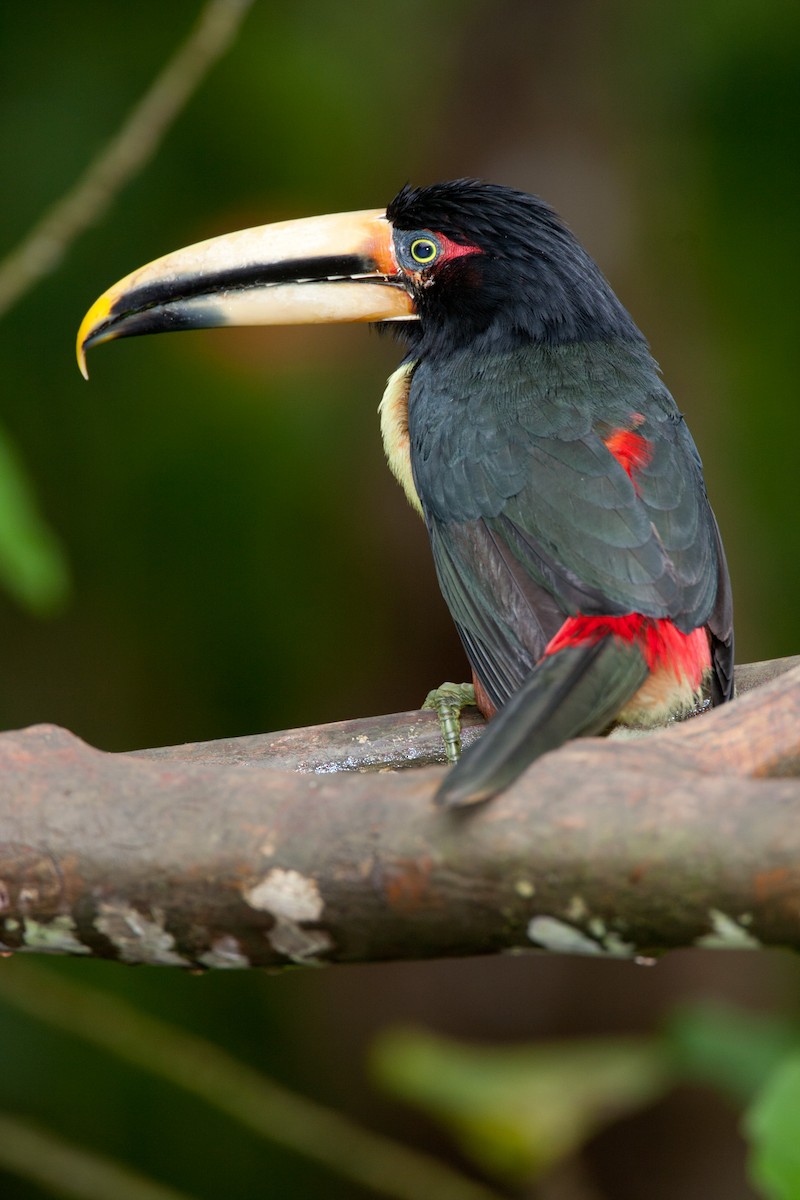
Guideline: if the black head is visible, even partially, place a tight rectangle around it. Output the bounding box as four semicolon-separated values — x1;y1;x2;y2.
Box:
386;179;642;357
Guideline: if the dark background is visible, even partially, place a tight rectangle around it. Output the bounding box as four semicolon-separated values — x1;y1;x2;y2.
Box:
0;2;797;1196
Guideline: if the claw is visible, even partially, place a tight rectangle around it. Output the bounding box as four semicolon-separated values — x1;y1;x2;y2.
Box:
422;682;477;764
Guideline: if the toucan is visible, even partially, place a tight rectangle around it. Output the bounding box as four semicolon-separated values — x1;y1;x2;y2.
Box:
77;179;734;805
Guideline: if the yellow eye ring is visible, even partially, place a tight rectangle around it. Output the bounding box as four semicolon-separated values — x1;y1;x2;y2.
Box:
410;237;439;265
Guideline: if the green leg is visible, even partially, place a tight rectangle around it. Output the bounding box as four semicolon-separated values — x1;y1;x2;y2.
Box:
422;682;476;764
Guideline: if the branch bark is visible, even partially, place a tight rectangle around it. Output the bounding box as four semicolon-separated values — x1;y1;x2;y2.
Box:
0;656;798;969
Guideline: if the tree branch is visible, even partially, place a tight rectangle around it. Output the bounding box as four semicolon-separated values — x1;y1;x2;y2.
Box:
0;656;798;968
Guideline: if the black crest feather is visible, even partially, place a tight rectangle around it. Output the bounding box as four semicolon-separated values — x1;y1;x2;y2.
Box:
387;179;641;353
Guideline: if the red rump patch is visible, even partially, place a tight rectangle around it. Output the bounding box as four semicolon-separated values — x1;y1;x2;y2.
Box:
604;425;652;483
545;615;710;688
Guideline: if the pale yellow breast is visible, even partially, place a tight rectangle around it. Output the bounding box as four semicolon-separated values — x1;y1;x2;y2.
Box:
378;361;423;516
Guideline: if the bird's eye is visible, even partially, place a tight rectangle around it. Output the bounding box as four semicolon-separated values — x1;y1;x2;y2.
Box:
394;231;442;270
410;237;439;265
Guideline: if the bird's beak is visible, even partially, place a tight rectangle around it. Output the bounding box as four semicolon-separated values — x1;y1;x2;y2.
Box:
76;208;414;378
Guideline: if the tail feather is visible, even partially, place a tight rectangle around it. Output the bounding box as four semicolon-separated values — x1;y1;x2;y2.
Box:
435;635;648;807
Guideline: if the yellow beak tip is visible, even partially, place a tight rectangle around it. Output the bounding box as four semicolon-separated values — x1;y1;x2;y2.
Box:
76;292;116;379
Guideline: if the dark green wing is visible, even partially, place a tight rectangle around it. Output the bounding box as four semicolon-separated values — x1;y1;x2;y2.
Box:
408;340;732;709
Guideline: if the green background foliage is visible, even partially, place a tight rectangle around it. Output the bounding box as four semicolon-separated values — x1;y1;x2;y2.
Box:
0;2;798;1196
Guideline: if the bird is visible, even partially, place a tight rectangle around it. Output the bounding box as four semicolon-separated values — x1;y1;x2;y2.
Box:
77;179;734;806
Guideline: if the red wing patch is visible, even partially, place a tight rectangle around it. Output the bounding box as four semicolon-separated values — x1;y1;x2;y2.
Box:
604;427;653;483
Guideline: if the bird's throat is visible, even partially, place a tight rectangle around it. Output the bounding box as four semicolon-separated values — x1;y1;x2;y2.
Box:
378;361;422;516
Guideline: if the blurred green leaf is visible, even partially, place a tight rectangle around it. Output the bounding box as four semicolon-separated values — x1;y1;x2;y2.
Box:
745;1053;800;1200
665;1003;800;1104
0;424;70;614
372;1027;670;1183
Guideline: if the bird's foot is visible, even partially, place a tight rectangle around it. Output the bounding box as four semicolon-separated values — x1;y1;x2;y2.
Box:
422;682;476;764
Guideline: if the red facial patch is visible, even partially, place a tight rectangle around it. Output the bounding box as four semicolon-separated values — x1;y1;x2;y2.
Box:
545;614;710;688
437;233;482;263
604;427;653;483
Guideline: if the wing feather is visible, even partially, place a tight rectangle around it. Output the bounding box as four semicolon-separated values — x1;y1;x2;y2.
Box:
409;340;731;707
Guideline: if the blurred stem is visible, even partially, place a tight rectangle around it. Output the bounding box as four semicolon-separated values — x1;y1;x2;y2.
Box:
0;963;505;1200
0;0;254;319
0;1112;196;1200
